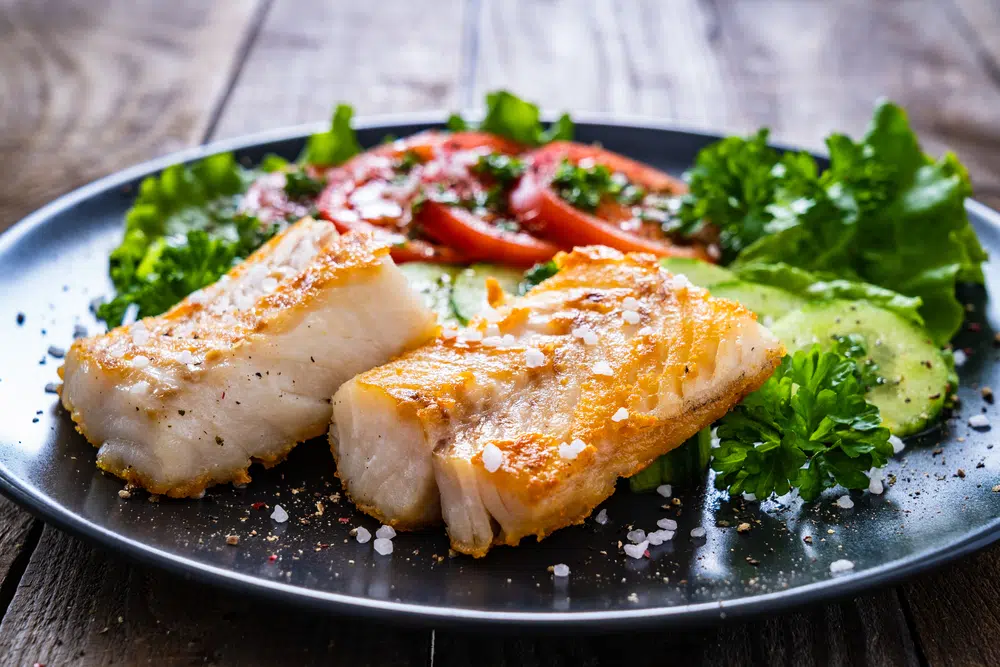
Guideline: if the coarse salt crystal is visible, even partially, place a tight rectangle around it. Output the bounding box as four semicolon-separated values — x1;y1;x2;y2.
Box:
657;518;678;531
595;509;609;525
969;414;991;429
485;323;501;337
524;347;545;368
836;495;855;509
355;526;372;544
582;331;598;345
953;349;968;367
375;525;396;540
482;336;503;347
889;434;905;454
622;296;640;310
636;326;654;336
558;439;587;460
647;529;674;545
656;484;672;498
187;289;207;304
830;559;855;574
623;541;648;559
373;537;394;555
130;355;149;369
176;350;194;365
482;443;504;472
622;310;641;325
869;477;884;495
460;329;483;343
592;361;613;376
440;327;459;340
626;529;646;543
743;492;757;501
552;563;570;577
690;527;706;538
129;381;150;395
260;277;279;294
500;334;516;348
270;504;288;523
611;407;629;423
672;274;693;289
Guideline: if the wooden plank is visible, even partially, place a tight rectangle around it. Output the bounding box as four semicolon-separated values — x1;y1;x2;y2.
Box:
0;498;41;616
433;589;919;667
0;527;429;666
0;0;263;230
902;545;1000;666
472;0;1000;208
211;0;467;139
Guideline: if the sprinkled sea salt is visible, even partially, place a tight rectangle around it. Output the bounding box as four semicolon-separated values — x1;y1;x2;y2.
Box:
622;310;641;325
743;492;757;501
524;347;545;368
131;328;150;346
500;334;517;348
622;296;640;310
270;504;288;523
260;277;279;294
953;349;968;367
355;526;372;544
187;289;206;304
636;326;654;336
552;563;570;577
482;443;504;472
482;336;503;347
830;559;855;574
869;477;884;495
656;484;672;498
440;327;459;340
373;537;394;555
889;434;905;454
129;381;150;395
571;326;599;345
592;361;613;376
485;323;501;337
611;407;629;422
969;414;991;429
836;495;855;509
647;529;674;545
657;518;678;531
595;509;609;525
626;529;647;543
176;349;194;365
461;329;483;343
623;541;648;559
558;439;587;460
130;355;149;369
690;527;706;538
375;525;396;540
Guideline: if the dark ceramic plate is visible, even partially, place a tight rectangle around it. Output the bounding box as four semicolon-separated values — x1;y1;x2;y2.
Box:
2;115;999;630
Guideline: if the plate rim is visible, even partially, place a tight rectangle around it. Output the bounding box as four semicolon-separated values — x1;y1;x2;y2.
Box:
2;114;999;629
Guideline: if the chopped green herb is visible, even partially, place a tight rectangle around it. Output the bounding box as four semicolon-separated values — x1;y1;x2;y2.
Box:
519;260;559;294
448;91;573;146
299;103;362;166
473;153;525;183
283;169;326;199
551;159;644;212
831;334;884;390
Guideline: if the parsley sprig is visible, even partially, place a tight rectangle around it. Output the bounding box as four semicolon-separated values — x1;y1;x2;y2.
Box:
712;346;892;501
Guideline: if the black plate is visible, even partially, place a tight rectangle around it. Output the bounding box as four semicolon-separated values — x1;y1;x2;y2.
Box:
2;115;999;629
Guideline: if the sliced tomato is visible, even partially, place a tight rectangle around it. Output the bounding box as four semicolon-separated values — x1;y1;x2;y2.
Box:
328;215;467;264
510;142;713;261
418;200;558;267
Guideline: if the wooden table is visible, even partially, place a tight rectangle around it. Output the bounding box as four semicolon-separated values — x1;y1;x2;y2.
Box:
3;1;1000;664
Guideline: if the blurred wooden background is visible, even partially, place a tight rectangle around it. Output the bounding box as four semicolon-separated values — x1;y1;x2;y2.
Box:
2;0;1000;664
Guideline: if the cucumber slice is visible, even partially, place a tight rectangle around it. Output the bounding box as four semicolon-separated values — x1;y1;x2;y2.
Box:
710;281;807;322
451;264;523;323
629;427;712;492
771;300;950;436
659;257;735;288
398;262;460;325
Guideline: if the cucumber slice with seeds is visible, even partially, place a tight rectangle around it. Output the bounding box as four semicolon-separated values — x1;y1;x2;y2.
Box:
709;281;807;322
398;262;460;325
771;300;949;436
451;264;523;324
659;257;735;288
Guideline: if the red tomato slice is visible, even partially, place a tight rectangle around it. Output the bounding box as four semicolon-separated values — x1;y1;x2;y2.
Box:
510;142;713;261
328;215;467;264
418;201;558;267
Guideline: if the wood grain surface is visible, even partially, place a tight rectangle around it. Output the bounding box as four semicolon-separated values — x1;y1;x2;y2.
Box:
2;0;1000;664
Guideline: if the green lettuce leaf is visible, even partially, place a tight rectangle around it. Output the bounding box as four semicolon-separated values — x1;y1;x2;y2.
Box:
300;103;362;166
449;90;573;146
711;100;985;344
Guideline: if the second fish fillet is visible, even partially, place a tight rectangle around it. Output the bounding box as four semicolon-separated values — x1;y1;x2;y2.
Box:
331;246;784;556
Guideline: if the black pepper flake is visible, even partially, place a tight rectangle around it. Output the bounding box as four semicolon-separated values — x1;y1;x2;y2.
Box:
310;356;315;363
255;372;262;378
216;436;225;446
15;313;24;325
178;409;186;416
31;417;39;423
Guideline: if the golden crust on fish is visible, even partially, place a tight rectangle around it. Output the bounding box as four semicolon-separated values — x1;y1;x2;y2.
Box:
330;246;784;555
61;218;437;497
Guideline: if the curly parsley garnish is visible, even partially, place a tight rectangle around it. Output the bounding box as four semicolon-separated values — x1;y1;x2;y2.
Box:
712;346;892;501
